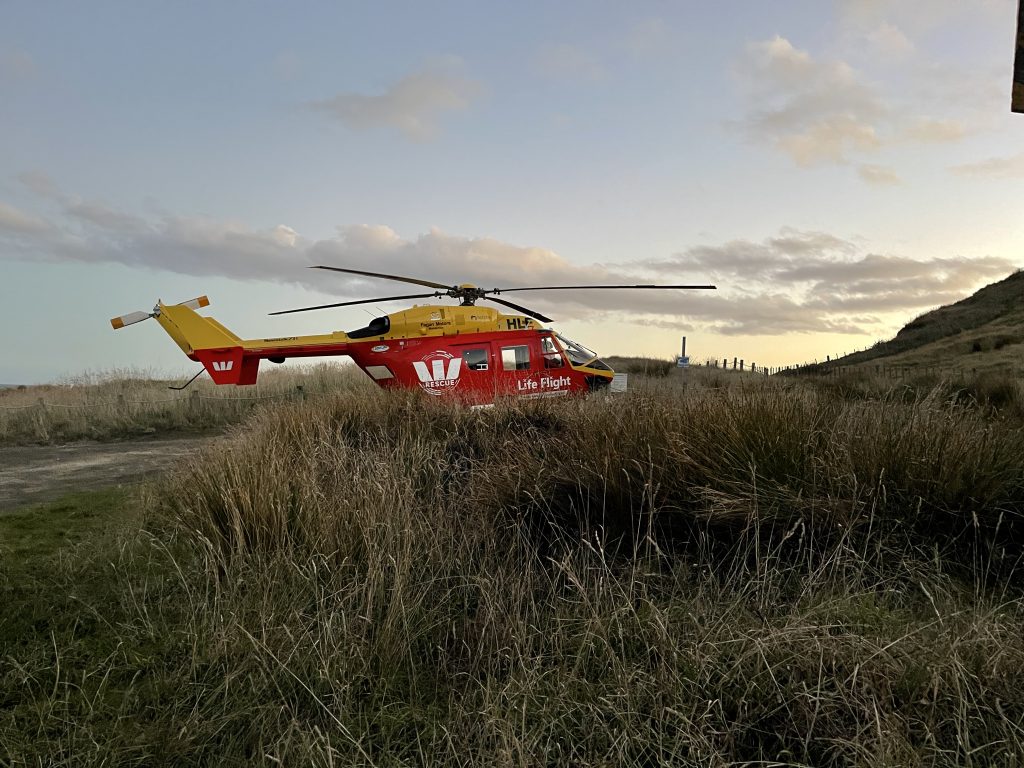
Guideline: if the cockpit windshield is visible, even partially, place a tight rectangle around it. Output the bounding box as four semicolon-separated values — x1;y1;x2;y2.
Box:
555;334;610;370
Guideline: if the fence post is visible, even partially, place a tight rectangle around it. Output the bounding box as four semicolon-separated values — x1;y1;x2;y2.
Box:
740;359;744;371
732;357;737;370
296;385;306;401
189;389;200;412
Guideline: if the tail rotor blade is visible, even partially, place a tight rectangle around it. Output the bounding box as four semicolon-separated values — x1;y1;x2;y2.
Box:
177;295;210;310
110;311;152;329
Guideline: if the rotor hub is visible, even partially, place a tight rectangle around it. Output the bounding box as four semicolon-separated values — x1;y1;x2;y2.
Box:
449;284;488;305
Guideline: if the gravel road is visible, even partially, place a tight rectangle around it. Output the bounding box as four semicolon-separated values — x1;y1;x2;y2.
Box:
0;435;215;512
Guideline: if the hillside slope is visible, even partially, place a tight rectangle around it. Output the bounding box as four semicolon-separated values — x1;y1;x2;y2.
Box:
828;270;1024;374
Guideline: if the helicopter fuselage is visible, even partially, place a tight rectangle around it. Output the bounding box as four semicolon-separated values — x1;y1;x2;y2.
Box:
151;301;613;404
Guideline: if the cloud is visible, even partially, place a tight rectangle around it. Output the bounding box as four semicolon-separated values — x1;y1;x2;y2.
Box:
532;43;603;81
838;0;1006;35
837;4;1006;132
734;36;969;171
0;202;51;234
2;181;1015;338
866;22;914;57
736;36;887;166
776;117;882;166
310;58;482;140
17;170;60;198
636;229;1014;333
901;118;966;143
857;163;902;185
950;152;1024;179
15;170;148;231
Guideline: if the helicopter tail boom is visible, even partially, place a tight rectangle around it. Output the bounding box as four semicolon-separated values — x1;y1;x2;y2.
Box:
112;296;361;386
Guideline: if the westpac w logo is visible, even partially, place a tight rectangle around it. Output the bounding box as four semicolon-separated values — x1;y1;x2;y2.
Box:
211;361;234;372
413;351;462;396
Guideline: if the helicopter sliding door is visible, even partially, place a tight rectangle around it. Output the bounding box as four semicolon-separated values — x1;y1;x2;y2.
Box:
491;336;574;398
450;342;496;402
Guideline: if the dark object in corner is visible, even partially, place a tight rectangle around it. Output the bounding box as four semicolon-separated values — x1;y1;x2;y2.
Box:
1014;0;1024;112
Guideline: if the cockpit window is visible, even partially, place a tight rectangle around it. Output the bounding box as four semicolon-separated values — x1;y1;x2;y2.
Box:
541;336;566;368
555;334;600;366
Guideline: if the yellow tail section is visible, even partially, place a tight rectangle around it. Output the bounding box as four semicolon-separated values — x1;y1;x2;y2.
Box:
154;300;240;355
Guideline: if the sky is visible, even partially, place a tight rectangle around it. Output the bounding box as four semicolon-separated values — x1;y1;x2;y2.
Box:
1;1;1022;383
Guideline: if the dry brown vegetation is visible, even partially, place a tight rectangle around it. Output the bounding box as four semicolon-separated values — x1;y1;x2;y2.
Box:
4;368;1024;765
0;363;372;444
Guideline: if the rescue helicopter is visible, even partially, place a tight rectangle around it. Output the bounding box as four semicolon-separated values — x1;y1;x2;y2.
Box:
110;267;715;405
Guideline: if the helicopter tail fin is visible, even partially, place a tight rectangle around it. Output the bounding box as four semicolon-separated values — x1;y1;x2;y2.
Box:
152;299;259;385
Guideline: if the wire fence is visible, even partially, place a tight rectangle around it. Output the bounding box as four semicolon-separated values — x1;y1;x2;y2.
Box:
695;358;1014;379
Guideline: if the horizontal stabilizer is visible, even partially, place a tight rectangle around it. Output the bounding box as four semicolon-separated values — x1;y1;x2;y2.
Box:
110;311;151;329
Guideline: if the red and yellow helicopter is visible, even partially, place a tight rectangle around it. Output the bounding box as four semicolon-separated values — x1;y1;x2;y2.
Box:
111;267;715;405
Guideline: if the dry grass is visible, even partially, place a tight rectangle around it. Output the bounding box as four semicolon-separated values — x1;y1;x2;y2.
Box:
0;362;372;444
4;373;1024;765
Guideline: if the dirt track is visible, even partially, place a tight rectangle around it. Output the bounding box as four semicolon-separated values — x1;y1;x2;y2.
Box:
0;435;216;512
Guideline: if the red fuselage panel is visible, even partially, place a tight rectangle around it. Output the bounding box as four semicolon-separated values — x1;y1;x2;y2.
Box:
202;330;600;403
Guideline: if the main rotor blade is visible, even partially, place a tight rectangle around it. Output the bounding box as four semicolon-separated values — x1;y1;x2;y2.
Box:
311;266;452;291
269;292;443;316
483;296;553;323
493;284;717;293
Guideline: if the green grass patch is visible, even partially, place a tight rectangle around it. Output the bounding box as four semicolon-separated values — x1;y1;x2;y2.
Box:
0;487;133;567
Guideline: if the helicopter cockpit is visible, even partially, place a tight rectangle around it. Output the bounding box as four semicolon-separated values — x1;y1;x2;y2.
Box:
554;333;612;372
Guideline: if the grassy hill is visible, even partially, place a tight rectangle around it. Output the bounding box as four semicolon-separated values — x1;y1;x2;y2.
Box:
824;270;1024;375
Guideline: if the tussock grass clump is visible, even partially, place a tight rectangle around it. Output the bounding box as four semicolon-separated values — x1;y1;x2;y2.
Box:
165;385;1024;568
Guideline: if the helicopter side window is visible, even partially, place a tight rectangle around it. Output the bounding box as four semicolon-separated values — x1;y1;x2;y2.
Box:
501;345;531;371
461;348;489;371
540;336;565;369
